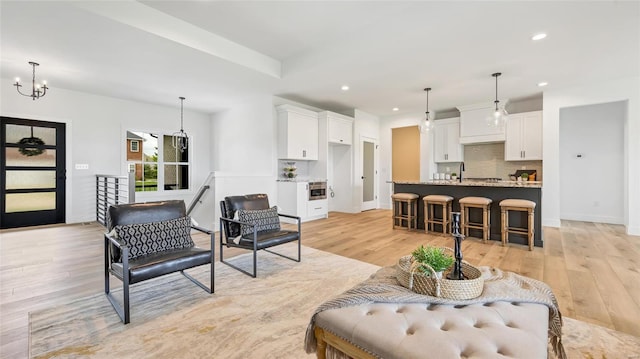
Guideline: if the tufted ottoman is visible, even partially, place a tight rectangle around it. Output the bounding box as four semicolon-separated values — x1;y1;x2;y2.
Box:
314;301;549;359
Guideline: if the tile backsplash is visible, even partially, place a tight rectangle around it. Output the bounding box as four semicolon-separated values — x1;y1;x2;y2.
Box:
437;143;542;180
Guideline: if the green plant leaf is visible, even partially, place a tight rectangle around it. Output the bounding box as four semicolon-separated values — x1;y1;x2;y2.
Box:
411;245;454;273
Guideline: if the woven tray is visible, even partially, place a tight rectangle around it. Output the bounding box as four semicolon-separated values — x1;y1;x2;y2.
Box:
396;252;484;300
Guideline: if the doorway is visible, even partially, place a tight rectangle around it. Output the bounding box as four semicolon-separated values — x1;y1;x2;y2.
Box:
559;101;625;224
1;117;66;229
361;137;377;211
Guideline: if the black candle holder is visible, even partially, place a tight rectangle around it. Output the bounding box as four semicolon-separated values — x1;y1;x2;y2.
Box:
447;212;466;280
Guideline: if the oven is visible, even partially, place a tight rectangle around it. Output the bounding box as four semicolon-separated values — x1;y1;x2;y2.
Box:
308;181;327;200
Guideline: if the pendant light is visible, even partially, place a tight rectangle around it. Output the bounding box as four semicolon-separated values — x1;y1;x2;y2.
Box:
487;72;508;128
421;87;434;133
172;97;189;152
14;61;49;100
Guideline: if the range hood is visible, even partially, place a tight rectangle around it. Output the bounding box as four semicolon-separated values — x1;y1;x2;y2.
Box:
457;102;506;144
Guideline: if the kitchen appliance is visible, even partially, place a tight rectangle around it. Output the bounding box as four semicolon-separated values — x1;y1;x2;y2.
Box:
309;181;327;200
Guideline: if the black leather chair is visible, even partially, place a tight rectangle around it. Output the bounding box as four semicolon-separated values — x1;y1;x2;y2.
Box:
219;194;301;277
105;200;214;324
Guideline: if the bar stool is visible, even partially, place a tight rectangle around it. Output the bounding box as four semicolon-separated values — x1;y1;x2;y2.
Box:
459;196;492;242
500;199;536;251
423;195;453;234
391;193;419;230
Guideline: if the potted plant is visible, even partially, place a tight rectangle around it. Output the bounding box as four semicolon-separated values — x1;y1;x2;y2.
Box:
520;173;529;182
411;245;454;278
451;172;457;180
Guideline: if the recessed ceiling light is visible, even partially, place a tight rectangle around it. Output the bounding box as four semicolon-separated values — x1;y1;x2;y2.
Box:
537;82;548;87
341;85;349;91
392;107;399;111
532;33;547;41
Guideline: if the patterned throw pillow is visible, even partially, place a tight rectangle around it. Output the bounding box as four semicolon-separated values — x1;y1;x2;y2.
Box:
237;206;281;237
114;216;194;260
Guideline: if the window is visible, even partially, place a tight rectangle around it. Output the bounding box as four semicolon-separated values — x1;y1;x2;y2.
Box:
130;140;139;152
126;131;189;192
162;135;189;190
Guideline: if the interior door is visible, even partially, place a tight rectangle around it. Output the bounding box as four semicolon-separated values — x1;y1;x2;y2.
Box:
1;117;66;229
361;138;377;211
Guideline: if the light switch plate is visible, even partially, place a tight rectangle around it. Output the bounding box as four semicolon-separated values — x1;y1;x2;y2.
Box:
75;163;89;170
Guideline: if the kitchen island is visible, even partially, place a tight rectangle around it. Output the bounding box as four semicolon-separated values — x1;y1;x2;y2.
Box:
393;180;543;247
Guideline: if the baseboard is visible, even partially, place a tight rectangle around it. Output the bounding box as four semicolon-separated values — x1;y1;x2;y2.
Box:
626;225;640;236
559;213;624;225
542;217;561;228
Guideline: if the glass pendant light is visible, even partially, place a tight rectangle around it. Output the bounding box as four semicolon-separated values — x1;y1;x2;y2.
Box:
487;72;508;129
421;87;434;133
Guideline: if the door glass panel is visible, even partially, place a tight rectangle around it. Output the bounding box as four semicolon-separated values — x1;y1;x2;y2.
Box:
6;170;56;190
5;124;56;145
363;141;374;202
164;164;189;190
5;192;56;213
5;148;56;167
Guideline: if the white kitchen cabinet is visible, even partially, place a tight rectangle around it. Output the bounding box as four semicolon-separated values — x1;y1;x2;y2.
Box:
433;118;464;163
277;181;308;223
277;104;319;160
306;199;328;219
504;111;542;161
457;103;506;144
327;114;353;145
276;181;328;222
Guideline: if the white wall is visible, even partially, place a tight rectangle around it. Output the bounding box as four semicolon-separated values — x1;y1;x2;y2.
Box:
209;95;280;228
1;79;212;224
328;144;353;212
353;109;380;212
211;95;276;175
378;112;432;209
559;101;625;224
543;76;640;235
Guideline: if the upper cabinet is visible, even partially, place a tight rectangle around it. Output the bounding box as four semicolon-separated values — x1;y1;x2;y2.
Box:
458;103;506;144
504;111;543;161
277;104;319;160
324;112;353;145
433;117;464;163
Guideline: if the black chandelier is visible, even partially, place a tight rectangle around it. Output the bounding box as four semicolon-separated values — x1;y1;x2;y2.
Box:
172;97;189;152
14;61;49;100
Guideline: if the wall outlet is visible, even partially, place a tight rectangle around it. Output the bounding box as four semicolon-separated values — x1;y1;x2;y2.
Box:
75;163;89;170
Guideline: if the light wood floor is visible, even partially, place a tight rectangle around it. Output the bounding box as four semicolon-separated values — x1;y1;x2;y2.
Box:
1;209;639;358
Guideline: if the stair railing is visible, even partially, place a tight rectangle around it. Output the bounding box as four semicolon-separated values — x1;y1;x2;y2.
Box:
96;171;135;226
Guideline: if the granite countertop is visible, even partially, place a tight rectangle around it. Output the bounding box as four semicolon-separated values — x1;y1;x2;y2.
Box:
393;179;542;188
277;178;328;183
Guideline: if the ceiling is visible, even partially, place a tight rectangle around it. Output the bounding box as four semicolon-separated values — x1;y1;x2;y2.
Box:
1;1;638;117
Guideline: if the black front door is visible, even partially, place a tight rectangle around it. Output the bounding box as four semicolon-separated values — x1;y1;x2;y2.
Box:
0;117;66;229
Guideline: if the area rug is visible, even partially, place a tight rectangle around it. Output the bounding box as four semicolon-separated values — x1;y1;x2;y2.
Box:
30;245;640;359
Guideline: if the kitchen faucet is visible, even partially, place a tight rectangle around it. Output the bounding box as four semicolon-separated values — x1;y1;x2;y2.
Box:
459;162;465;182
